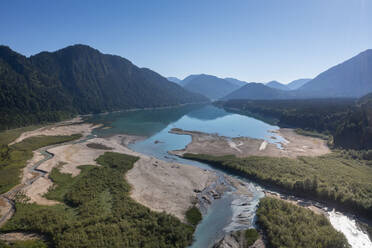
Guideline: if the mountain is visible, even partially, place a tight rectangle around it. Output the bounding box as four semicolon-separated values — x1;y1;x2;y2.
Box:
0;45;207;130
182;74;240;100
266;81;290;91
223;83;291;100
287;78;311;90
167;77;181;84
179;74;200;86
224;77;248;87
297;50;372;97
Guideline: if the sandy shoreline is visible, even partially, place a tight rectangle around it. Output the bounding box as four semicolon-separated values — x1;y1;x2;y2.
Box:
1;119;220;224
169;128;330;158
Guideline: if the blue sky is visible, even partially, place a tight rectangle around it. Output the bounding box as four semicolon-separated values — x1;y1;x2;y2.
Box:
1;0;371;83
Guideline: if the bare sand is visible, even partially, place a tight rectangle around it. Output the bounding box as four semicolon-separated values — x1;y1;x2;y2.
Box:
17;125;218;221
126;156;217;221
170;128;330;158
0;232;42;242
9;116;101;145
0;198;11;219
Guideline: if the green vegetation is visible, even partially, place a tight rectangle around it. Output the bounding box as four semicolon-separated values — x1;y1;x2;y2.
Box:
0;240;47;248
2;152;194;248
244;229;259;246
44;164;96;202
295;128;330;140
183;153;372;220
0;45;207;131
86;143;113;150
0;134;82;194
257;197;349;248
0;125;42;146
217;97;372;150
185;206;202;226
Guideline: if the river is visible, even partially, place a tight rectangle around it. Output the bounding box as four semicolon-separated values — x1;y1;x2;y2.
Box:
88;104;372;248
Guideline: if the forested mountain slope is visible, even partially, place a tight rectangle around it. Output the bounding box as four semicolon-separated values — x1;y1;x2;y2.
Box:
0;45;207;130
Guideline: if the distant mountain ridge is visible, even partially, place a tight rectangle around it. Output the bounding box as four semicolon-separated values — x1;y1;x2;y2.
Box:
287;78;311;90
266;81;290;91
167;77;181;84
297;50;372;98
224;77;248;87
181;74;240;100
0;44;207;130
222;50;372;100
223;83;291;100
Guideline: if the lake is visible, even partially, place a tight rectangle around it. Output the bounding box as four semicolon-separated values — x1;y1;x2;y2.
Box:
88;104;371;248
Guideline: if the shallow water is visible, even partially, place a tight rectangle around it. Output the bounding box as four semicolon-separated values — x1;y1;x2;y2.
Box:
89;104;371;248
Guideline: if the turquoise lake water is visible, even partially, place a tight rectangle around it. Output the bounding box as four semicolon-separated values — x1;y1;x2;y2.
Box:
88;104;282;247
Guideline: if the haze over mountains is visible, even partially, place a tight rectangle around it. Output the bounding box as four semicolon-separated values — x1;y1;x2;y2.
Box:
287;78;311;90
297;49;372;98
181;74;240;100
266;81;290;91
167;49;371;101
0;44;207;130
2;43;371;130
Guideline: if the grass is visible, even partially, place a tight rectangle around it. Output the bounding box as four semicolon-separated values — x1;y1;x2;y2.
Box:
184;152;372;220
0;134;82;194
1;152;195;248
185;206;202;226
0;125;43;146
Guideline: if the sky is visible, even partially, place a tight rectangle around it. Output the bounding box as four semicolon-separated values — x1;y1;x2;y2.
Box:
1;0;371;83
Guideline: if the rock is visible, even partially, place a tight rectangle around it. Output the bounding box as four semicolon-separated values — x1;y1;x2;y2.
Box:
213;233;240;248
202;195;212;204
213;231;265;248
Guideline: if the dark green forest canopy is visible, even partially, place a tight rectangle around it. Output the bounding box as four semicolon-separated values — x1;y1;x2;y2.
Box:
1;152;194;248
0;45;207;130
183;152;372;221
257;197;349;248
216;96;372;150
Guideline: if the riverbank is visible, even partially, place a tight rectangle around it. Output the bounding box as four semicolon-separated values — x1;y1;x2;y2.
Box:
1;118;221;226
169;128;330;158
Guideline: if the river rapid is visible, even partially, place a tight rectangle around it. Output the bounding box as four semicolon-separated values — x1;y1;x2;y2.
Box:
88;104;372;248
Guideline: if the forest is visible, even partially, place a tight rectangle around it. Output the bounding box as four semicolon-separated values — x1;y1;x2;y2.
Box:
183;152;372;221
0;45;207;131
216;94;372;150
256;197;349;248
1;152;195;248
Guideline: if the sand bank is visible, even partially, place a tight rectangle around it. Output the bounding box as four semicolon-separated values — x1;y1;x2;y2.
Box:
9;116;101;145
169;128;330;158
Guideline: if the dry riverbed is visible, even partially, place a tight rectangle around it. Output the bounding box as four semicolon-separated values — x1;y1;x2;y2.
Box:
1;118;221;225
169;128;330;158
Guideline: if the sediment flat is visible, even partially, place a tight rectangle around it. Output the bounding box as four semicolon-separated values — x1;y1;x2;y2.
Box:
1;119;219;224
169;128;330;158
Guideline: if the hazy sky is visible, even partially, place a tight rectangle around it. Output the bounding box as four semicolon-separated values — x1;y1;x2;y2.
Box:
1;0;371;83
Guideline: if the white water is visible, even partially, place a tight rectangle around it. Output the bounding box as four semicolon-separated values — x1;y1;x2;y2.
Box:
328;210;372;248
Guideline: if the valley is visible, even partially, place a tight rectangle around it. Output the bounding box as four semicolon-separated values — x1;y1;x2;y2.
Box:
0;104;371;247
